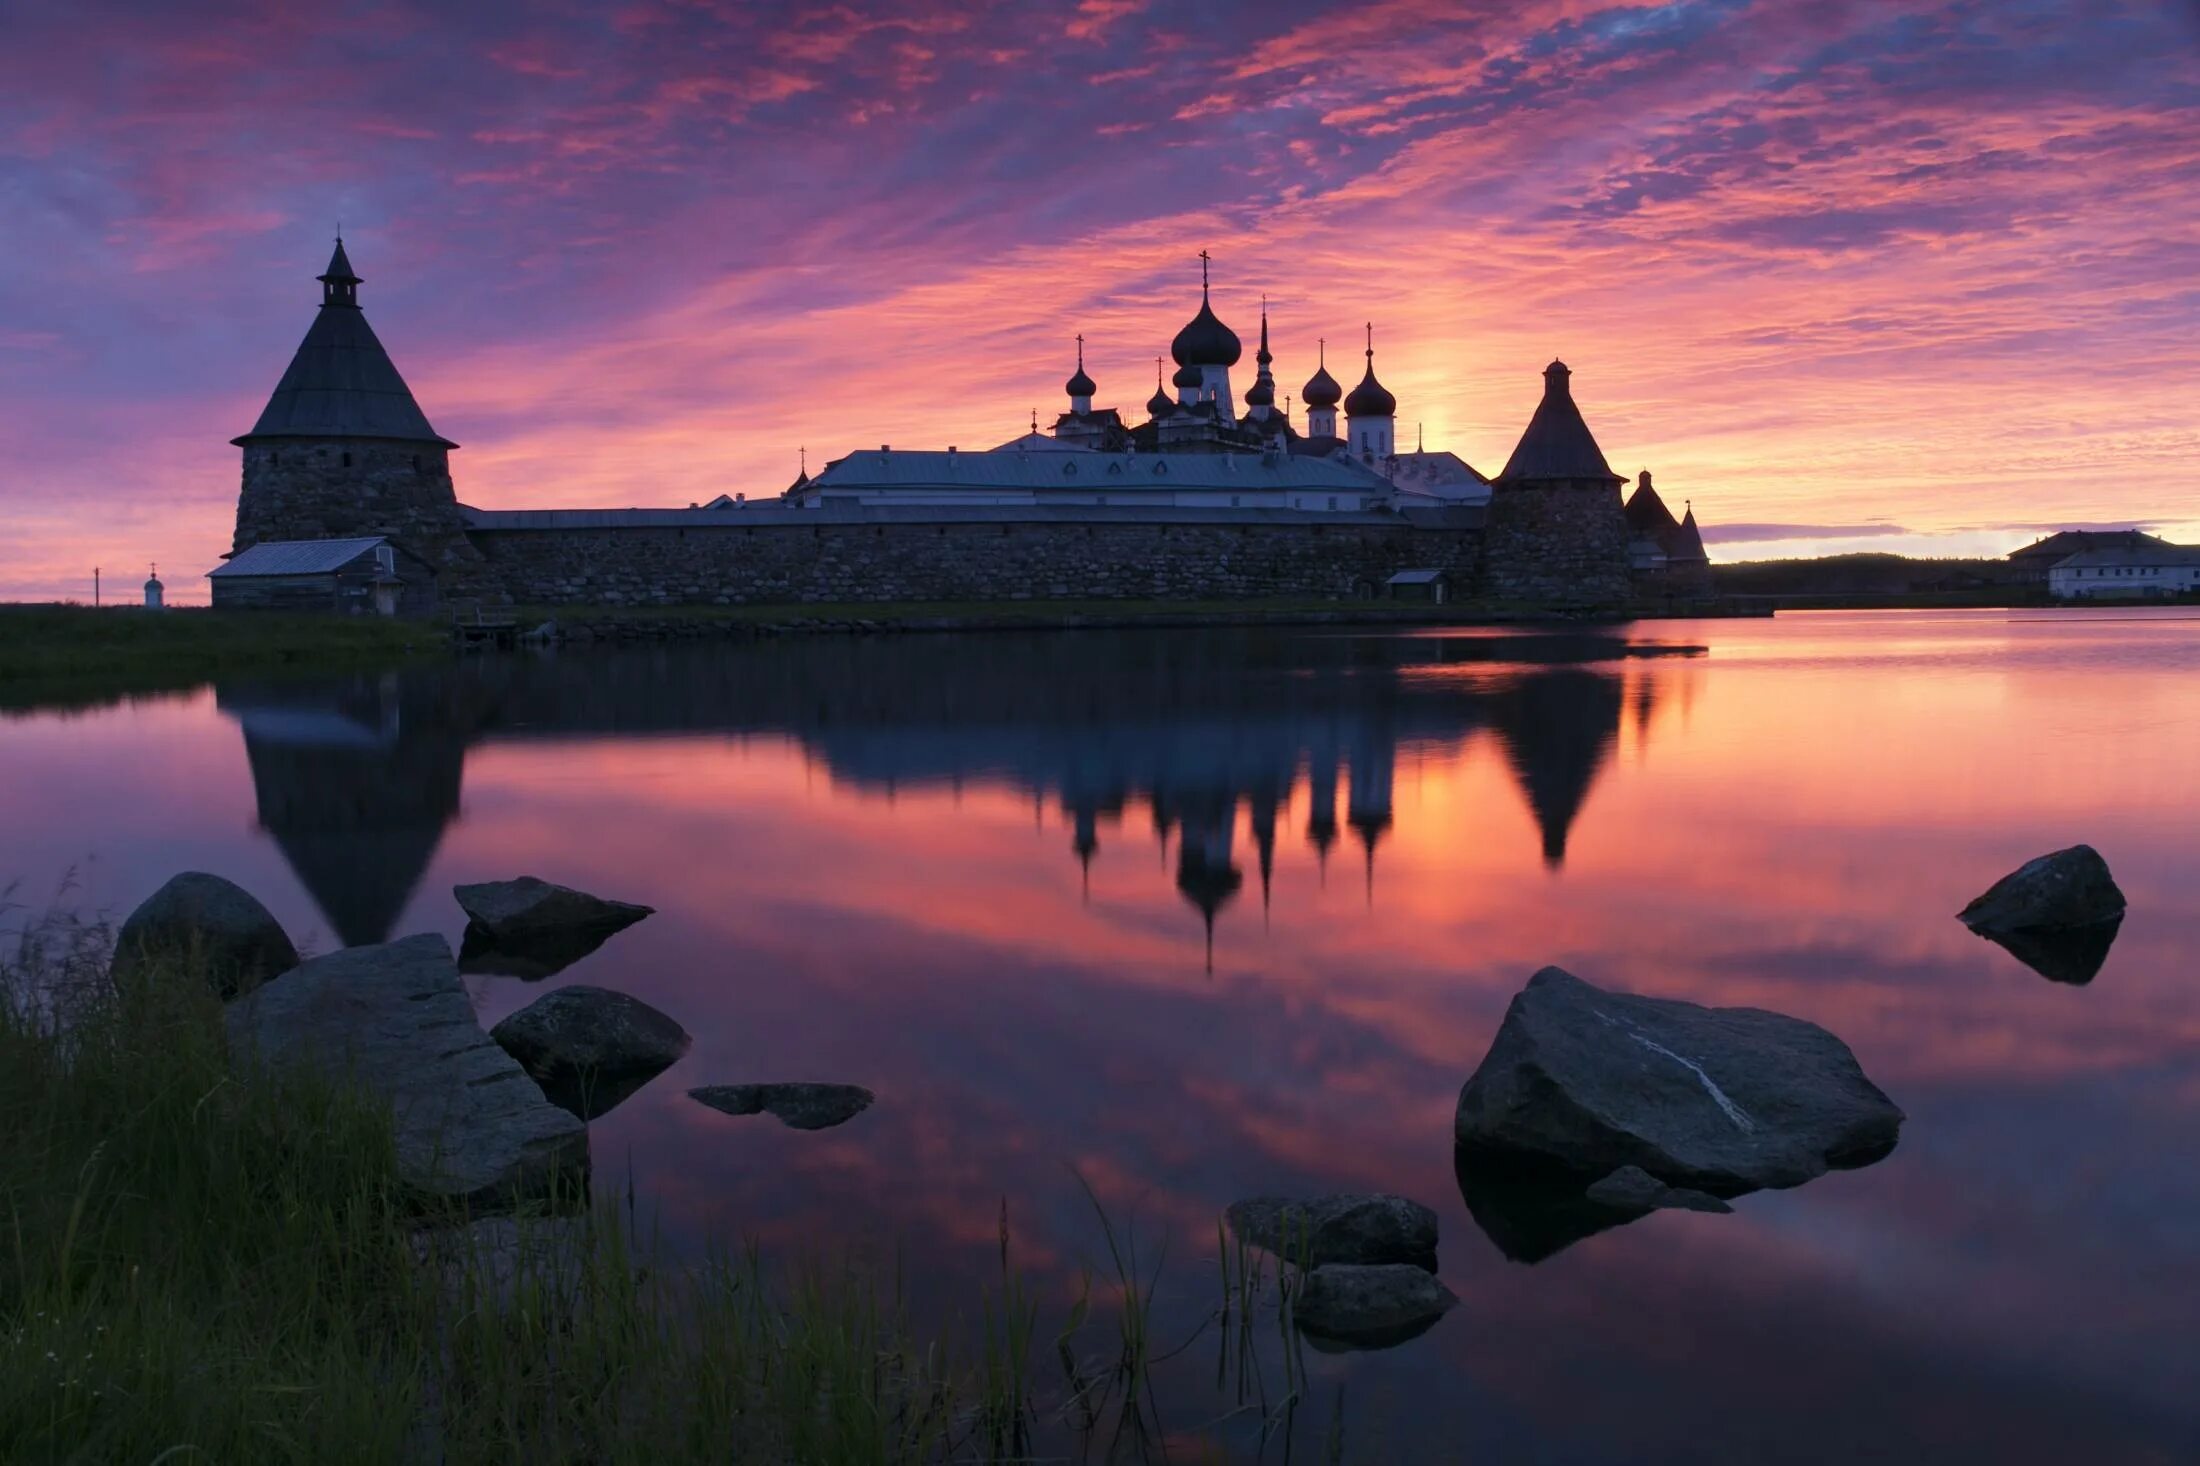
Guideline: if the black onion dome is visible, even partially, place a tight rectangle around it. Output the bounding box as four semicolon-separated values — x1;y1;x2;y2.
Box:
1146;386;1175;417
1301;363;1342;409
1244;377;1274;407
1170;295;1242;367
1172;362;1203;389
1065;365;1096;398
1344;359;1396;417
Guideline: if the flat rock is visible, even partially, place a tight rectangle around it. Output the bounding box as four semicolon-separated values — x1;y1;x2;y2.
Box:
1294;1264;1457;1351
689;1083;873;1131
1455;967;1903;1193
1225;1194;1438;1269
225;934;589;1211
114;871;299;997
1584;1164;1733;1216
1959;845;2125;935
453;877;653;942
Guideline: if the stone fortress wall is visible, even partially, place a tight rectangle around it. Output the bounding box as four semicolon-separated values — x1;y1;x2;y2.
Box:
464;507;1495;607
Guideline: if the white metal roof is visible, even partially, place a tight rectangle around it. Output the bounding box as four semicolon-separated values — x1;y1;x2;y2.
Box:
812;447;1390;494
2052;545;2200;570
1386;568;1448;584
209;536;387;578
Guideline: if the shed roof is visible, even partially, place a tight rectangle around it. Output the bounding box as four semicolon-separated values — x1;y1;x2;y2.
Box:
210;537;388;578
1386;568;1447;584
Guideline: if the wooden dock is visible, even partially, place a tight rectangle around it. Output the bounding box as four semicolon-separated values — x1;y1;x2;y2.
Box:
451;609;518;650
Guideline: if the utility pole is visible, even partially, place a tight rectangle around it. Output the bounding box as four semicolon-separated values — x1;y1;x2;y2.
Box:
94;567;100;607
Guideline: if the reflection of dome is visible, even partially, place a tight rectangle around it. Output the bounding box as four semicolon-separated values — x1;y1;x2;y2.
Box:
221;675;466;947
1488;669;1623;869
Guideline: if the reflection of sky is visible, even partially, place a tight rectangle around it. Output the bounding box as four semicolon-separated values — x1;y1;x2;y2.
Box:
3;611;2198;1460
7;3;2200;600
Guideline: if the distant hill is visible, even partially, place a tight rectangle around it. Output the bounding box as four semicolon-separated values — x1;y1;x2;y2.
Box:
1710;553;2032;602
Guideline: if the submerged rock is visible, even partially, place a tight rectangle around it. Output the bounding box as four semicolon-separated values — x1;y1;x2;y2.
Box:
1584;1165;1732;1216
1455;967;1903;1193
1225;1194;1438;1270
689;1083;874;1131
1974;921;2123;986
454;877;654;942
458;921;625;982
114;871;299;997
225;934;589;1210
1293;1264;1457;1351
1455;1153;1640;1264
1959;845;2125;935
491;986;689;1084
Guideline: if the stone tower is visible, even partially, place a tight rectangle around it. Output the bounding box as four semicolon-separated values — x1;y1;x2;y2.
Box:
231;241;494;600
1485;360;1633;605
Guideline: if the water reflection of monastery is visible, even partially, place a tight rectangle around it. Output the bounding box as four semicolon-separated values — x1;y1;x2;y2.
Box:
217;631;1694;957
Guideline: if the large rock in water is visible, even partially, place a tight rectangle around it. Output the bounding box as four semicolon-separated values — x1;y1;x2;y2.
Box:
1959;845;2126;935
454;878;653;942
225;934;589;1210
1294;1265;1458;1351
490;986;691;1121
1455;967;1903;1193
1225;1194;1438;1269
114;872;299;997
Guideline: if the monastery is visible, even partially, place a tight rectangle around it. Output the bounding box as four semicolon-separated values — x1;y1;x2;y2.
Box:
215;243;1710;611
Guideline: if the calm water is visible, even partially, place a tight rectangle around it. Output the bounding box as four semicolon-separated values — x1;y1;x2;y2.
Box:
6;610;2199;1462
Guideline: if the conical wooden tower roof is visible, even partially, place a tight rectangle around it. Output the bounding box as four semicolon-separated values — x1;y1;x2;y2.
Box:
233;241;456;448
1497;360;1619;486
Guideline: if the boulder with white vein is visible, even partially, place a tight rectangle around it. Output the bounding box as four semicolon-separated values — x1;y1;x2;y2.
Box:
1455;967;1902;1193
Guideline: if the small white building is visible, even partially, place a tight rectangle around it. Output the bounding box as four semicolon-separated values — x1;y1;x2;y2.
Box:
2048;544;2200;599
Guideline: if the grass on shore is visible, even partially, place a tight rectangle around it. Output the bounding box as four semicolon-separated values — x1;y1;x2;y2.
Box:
0;907;1325;1464
0;606;436;710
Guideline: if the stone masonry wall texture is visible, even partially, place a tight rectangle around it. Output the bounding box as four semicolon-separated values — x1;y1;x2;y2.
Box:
1481;484;1634;605
235;441;500;601
470;519;1499;608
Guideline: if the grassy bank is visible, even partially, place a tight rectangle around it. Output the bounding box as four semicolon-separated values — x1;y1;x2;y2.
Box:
0;913;1320;1464
0;606;438;712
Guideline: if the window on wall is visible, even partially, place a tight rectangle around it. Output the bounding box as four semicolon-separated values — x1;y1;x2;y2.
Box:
412;455;422;472
341;452;352;468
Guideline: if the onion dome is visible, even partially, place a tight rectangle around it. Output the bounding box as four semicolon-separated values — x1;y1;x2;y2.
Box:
1172;362;1202;390
1301;340;1342;409
1146;358;1174;416
1169;253;1241;367
1344;326;1396;417
1064;334;1095;399
1244;377;1274;408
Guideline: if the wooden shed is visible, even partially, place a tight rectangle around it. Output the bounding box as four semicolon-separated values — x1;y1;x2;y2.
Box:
208;536;435;615
1384;568;1449;605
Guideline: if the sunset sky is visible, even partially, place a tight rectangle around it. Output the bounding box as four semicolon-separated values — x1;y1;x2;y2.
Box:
3;0;2197;602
